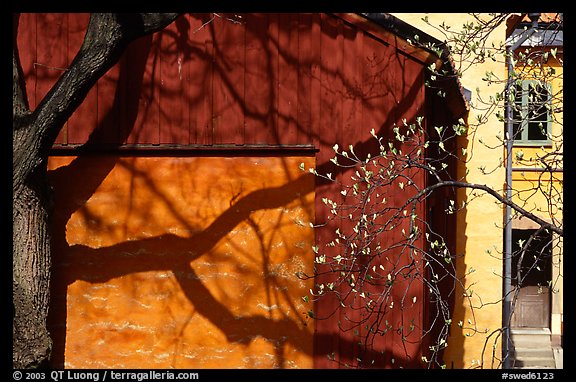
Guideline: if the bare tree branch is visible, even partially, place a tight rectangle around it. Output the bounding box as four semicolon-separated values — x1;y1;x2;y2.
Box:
13;13;181;193
419;181;563;236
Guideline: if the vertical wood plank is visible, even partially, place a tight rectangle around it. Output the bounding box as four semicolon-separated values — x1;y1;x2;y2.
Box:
159;16;190;144
244;13;272;144
67;14;98;144
297;13;312;145
120;36;151;144
309;13;322;149
277;13;299;144
127;35;160;144
36;13;68;144
341;22;362;156
335;17;362;368
95;58;123;145
362;34;393;143
212;16;245;145
268;14;280;143
310;14;328;369
364;35;397;367
187;14;214;145
341;21;368;367
318;14;345;154
393;54;426;367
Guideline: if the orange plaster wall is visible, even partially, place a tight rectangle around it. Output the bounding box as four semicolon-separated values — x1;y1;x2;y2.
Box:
47;155;315;369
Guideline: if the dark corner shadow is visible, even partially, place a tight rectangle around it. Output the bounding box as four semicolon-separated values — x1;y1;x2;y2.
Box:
444;119;469;369
424;89;469;368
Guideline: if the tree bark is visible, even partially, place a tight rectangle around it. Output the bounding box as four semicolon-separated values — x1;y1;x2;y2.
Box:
13;13;180;368
13;165;53;369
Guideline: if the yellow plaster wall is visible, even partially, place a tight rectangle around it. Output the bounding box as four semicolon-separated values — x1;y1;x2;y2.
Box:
391;13;507;368
510;56;563;224
511;171;563;220
510;55;563;341
47;156;315;369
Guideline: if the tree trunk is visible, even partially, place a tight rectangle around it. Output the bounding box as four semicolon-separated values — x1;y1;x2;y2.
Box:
13;159;53;368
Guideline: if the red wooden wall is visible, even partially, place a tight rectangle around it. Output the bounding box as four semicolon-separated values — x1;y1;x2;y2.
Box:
16;13;451;368
18;13;323;147
17;13;429;150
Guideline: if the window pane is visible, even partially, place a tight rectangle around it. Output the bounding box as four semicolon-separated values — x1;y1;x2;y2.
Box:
527;84;550;141
511;229;552;286
512;84;524;140
512;104;523;140
528;122;548;140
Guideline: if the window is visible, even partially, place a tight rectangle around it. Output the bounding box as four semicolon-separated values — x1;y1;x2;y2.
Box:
511;228;552;287
511;80;552;145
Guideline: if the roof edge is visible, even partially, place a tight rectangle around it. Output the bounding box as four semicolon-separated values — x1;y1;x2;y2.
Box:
357;13;470;119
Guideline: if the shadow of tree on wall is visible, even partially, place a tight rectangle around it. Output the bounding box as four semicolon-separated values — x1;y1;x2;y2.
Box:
49;155;316;368
45;17;318;367
30;13;457;368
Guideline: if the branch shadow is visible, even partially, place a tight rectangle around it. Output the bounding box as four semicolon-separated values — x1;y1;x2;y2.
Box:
49;159;315;367
37;13;458;369
47;32;156;367
46;18;318;365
